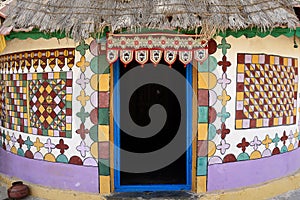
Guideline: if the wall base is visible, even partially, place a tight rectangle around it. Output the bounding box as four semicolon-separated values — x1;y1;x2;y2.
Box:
2;170;300;200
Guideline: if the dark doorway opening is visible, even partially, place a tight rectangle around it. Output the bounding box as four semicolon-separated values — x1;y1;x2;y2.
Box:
118;58;188;186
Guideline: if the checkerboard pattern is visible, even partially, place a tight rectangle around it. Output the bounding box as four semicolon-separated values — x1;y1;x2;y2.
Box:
0;72;73;137
0;74;5;125
236;54;298;129
5;74;28;132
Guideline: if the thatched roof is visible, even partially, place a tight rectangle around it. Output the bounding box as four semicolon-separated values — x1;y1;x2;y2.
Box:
2;0;300;41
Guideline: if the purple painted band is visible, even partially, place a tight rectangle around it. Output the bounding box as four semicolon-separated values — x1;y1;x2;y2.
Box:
208;148;300;191
0;148;99;193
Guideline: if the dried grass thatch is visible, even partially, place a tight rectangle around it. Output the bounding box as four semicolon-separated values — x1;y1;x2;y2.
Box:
2;0;300;41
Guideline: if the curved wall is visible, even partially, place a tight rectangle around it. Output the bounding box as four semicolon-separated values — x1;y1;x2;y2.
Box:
0;37;101;193
203;35;300;192
0;34;299;194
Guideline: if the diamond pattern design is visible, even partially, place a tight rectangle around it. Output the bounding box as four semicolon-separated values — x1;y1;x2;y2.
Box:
29;72;73;137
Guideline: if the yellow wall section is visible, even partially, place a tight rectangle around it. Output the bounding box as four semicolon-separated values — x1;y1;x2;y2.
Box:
197;176;207;193
100;176;111;194
198;124;208;140
2;38;75;54
198;72;217;89
90;143;98;159
98;125;109;142
2;171;300;200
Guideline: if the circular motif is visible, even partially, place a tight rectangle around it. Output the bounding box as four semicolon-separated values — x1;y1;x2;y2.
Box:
262;149;272;157
250;151;262;159
90;55;109;74
90;142;98;159
208;124;217;141
198;72;217;89
90;74;98;91
208;39;217;55
90;125;98;142
90;92;98;108
69;156;83;165
209;90;218;106
237;153;250;161
198;56;217;72
208;107;217;123
17;148;24;156
208;141;216;157
223;154;237;163
83;158;98;166
10;146;17;154
90;108;98;125
44;153;56;162
56;154;68;163
89;39;100;56
208;156;223;165
272;147;280;155
288;144;294;151
34;152;44;160
281;146;288;153
6;144;11;151
25;150;33;159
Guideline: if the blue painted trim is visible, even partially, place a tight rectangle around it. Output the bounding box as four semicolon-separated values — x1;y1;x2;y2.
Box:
113;61;193;192
113;60;121;189
186;63;193;189
115;185;191;192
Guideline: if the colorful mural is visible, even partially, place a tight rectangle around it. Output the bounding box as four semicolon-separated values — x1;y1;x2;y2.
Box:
0;33;300;195
75;39;111;193
0;49;75;73
236;54;298;129
207;36;300;166
0;46;97;166
1;72;73;137
196;39;218;192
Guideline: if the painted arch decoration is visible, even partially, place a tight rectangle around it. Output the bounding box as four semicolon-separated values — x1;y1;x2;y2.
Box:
106;33;209;67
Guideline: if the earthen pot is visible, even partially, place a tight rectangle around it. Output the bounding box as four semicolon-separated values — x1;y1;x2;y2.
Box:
7;181;29;199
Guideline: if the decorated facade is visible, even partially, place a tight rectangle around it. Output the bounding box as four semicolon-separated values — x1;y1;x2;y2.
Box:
0;0;300;198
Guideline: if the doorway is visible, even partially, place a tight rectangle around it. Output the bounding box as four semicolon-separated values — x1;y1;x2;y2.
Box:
114;58;192;192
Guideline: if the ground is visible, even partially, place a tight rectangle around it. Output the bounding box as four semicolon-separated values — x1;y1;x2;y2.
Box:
0;183;299;200
0;183;43;200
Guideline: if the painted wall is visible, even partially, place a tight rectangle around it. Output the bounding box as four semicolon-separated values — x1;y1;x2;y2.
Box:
0;33;300;195
0;38;101;193
205;35;300;191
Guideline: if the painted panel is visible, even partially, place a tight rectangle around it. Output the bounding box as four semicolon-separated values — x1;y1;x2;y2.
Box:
207;36;300;167
236;54;298;129
0;72;73;137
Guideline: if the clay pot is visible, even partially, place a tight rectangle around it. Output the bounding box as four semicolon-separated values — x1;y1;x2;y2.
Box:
7;181;29;199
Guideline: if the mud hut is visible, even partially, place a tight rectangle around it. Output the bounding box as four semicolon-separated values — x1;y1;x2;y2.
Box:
0;0;300;198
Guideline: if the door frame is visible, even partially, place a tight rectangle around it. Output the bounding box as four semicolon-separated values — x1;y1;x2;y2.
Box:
113;60;193;192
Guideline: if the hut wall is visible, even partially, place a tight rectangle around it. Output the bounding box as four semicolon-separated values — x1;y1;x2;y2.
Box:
204;35;300;192
0;34;300;194
0;38;100;193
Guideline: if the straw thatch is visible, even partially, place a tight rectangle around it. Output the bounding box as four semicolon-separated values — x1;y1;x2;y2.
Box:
2;0;300;41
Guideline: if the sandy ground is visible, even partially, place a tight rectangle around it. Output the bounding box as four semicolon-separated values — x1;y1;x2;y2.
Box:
0;182;299;200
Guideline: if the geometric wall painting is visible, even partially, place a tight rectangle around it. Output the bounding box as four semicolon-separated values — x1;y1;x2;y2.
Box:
236;54;298;129
28;72;73;137
0;74;6;126
5;74;28;133
1;72;73;138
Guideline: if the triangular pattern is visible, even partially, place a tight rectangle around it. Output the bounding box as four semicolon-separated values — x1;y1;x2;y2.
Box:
236;54;298;129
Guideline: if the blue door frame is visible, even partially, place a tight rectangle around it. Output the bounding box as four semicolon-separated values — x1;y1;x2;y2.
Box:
113;60;193;192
